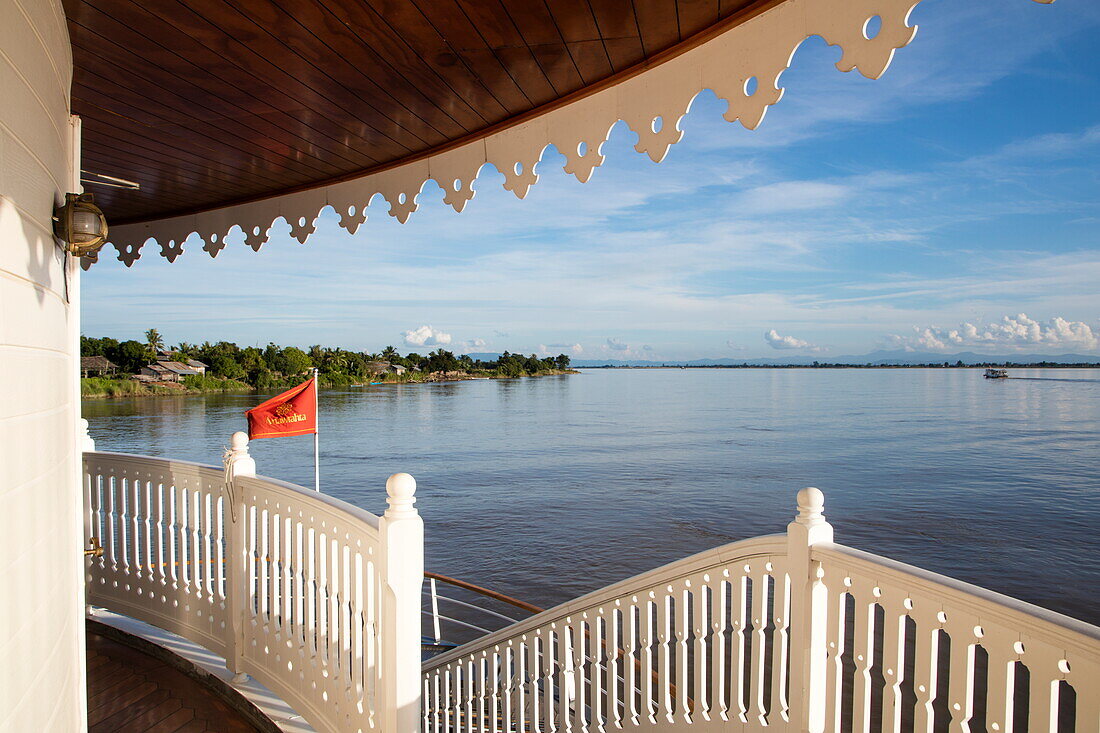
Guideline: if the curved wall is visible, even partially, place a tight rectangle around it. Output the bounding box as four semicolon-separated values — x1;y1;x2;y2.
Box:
0;0;84;729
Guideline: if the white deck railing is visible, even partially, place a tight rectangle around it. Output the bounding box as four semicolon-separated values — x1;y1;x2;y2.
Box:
83;433;424;733
83;433;1100;733
421;488;1100;733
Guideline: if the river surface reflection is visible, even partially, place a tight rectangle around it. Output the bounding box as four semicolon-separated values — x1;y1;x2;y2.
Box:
83;368;1100;624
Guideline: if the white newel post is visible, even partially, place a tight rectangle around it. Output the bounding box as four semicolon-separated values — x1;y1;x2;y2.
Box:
380;472;424;733
81;418;95;617
223;431;255;684
787;487;834;733
79;418;95;452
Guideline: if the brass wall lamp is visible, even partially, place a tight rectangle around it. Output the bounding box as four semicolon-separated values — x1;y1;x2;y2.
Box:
84;537;104;557
53;192;108;257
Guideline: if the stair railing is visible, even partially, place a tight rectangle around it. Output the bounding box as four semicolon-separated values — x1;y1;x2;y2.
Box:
421;488;1100;732
83;433;424;733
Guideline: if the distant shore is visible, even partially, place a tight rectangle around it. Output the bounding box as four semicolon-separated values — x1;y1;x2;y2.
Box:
81;369;578;399
580;363;1100;369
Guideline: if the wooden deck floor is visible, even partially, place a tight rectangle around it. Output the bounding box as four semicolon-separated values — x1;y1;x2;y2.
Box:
86;629;264;732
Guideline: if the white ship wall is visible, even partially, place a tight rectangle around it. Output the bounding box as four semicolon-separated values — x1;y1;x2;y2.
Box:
0;0;86;729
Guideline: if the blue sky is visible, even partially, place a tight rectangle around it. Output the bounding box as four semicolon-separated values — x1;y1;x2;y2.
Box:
83;0;1100;360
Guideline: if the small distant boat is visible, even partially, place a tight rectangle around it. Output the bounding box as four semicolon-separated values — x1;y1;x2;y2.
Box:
984;368;1009;379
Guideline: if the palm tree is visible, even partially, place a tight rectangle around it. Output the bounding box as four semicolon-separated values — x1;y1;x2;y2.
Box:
381;345;398;363
145;329;165;359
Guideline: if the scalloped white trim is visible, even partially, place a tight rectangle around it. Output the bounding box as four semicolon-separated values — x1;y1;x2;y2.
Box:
88;0;1047;269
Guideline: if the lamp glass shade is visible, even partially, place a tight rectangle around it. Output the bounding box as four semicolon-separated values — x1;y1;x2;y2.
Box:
71;210;103;239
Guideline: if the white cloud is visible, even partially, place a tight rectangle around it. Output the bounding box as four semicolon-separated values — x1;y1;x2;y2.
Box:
456;337;488;353
889;314;1099;353
403;325;452;347
540;343;583;356
605;338;630;351
764;329;817;350
736;181;849;214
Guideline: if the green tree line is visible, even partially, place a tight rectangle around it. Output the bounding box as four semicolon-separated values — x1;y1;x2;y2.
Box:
81;334;572;389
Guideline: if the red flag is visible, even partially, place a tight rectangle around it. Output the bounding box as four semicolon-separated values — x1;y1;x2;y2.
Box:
246;378;317;439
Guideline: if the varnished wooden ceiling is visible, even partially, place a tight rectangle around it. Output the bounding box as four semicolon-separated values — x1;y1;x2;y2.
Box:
65;0;771;225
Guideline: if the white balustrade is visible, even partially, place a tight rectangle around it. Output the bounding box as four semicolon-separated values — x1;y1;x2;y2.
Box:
422;489;1100;733
84;436;1100;733
83;433;424;733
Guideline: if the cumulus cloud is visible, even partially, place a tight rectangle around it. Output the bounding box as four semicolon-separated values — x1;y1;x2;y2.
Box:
605;338;630;351
548;342;584;354
540;343;583;355
889;314;1099;352
642;344;654;351
764;329;816;350
493;330;511;338
403;325;452;347
726;340;748;352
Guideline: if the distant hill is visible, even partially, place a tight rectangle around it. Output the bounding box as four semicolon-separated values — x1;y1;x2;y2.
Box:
572;351;1100;367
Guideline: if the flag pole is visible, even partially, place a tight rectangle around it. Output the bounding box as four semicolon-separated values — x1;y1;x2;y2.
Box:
313;367;320;493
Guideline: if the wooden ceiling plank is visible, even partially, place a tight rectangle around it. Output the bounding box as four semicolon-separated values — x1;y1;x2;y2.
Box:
601;36;647;71
586;0;643;38
676;0;720;37
80;157;203;209
198;0;442;150
79;146;278;203
496;0;588;94
586;0;645;70
80;122;306;194
72;67;346;182
527;43;587;95
313;0;489;132
565;39;614;84
411;0;534;113
75;0;394;168
66;8;381;171
140;0;423;159
236;0;458;145
355;0;512;123
719;0;757;17
68;33;377;176
633;0;682;54
543;0;615;82
545;0;602;42
81;0;413;161
492;45;560;106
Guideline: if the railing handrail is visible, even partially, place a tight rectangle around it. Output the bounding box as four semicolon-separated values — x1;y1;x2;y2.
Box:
423;533;787;670
425;571;544;615
814;541;1100;649
86;449;381;530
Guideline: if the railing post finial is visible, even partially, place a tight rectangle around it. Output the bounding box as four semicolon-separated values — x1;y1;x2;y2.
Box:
79;418;95;452
795;486;827;528
385;472;417;517
225;431;255;479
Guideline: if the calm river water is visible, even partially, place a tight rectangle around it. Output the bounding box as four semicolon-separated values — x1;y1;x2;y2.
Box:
84;368;1100;624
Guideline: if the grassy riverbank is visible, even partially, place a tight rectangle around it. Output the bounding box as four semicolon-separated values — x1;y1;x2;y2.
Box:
81;375;253;398
82;369;578;398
